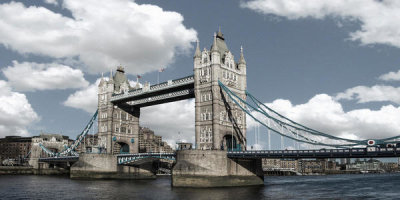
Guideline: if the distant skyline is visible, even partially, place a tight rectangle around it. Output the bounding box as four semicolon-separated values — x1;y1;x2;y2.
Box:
1;0;400;149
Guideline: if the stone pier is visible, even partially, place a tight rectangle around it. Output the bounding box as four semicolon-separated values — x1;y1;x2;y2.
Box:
172;150;264;187
70;153;155;179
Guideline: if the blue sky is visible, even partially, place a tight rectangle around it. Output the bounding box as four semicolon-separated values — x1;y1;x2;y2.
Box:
1;0;400;150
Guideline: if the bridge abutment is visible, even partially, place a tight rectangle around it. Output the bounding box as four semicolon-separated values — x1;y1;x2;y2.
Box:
70;153;155;179
172;150;264;187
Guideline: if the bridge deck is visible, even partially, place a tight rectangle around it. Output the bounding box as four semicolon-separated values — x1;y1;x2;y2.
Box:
228;147;400;159
117;152;176;165
39;156;79;163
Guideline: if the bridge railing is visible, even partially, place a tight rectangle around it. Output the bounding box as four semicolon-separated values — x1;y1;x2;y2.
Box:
117;152;176;165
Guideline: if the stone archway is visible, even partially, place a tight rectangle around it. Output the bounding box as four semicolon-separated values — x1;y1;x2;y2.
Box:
222;134;238;151
117;142;129;154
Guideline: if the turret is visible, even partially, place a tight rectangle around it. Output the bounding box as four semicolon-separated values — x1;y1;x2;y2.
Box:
113;66;131;93
99;72;105;87
211;32;220;64
238;46;246;74
238;46;247;91
194;40;201;67
107;69;114;93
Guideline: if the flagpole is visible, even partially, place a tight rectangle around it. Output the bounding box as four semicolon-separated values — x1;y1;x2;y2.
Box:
157;71;159;84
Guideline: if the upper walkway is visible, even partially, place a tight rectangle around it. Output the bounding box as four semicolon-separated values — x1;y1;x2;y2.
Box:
110;75;194;107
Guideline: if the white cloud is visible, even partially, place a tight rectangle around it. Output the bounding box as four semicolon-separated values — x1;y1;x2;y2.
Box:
43;0;58;6
0;0;197;75
63;79;100;113
141;99;195;147
2;61;89;92
248;94;400;141
335;85;400;104
379;70;400;81
0;80;39;137
241;0;400;48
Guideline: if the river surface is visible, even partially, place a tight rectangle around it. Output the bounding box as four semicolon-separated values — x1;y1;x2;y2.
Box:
1;173;399;199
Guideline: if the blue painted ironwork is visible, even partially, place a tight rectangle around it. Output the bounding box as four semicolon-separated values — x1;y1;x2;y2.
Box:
218;81;400;148
117;153;176;165
38;109;98;157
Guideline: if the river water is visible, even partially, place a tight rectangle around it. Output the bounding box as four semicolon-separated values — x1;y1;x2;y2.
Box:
1;173;399;199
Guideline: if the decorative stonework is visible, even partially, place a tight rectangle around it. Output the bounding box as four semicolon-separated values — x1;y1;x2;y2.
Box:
194;30;247;150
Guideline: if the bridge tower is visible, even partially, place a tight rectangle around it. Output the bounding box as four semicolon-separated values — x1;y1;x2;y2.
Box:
97;66;139;154
194;29;247;151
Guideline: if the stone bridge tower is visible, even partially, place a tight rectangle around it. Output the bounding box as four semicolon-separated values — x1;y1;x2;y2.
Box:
97;66;139;154
194;30;247;151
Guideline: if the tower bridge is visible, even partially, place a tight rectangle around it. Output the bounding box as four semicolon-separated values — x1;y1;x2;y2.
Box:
32;29;400;187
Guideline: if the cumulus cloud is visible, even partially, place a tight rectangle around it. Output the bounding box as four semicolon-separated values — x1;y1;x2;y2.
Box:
241;0;400;48
379;70;400;81
63;78;101;113
247;94;400;141
0;0;197;75
2;61;89;92
43;0;58;5
141;100;195;147
0;80;39;137
335;85;400;104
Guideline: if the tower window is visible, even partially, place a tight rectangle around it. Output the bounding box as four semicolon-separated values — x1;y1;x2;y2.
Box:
121;113;126;120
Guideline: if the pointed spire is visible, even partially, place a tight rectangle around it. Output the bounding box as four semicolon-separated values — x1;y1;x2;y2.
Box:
211;32;219;52
99;72;105;86
217;26;224;40
239;45;246;65
194;39;201;58
108;68;114;83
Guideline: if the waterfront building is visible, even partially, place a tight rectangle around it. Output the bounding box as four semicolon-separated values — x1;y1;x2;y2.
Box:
0;136;32;165
262;159;299;171
177;142;193;150
346;159;381;172
74;134;99;153
380;162;399;172
340;158;351;165
262;158;281;170
32;133;73;158
139;127;173;153
298;159;337;174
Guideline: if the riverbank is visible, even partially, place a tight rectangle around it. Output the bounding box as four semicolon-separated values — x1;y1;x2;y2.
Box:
0;166;69;175
264;169;400;176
